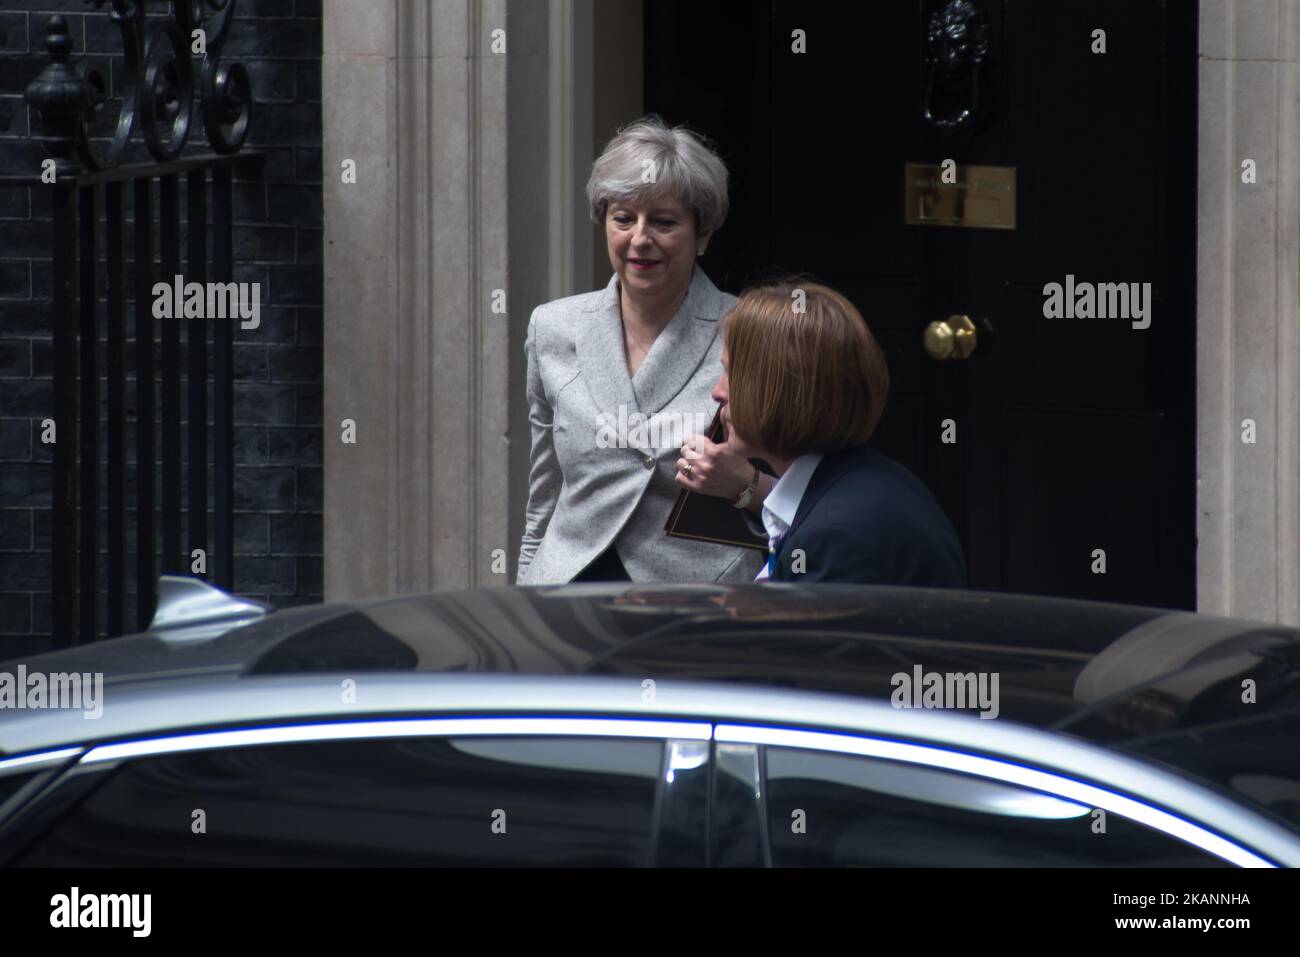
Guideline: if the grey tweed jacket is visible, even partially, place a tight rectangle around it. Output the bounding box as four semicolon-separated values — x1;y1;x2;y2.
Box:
517;266;765;585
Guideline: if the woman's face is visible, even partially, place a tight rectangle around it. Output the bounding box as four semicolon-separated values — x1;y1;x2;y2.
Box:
712;343;758;458
605;195;703;304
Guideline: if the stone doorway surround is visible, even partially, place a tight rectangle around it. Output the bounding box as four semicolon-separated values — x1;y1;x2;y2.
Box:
1197;0;1299;625
322;0;1300;625
322;0;551;599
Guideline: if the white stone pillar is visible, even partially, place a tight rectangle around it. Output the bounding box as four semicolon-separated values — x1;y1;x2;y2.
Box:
322;0;550;598
1197;0;1300;624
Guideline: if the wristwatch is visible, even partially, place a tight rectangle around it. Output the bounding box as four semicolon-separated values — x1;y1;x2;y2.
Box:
732;465;761;509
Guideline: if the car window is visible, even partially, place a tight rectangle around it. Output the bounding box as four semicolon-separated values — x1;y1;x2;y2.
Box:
0;769;45;825
1119;711;1300;832
0;770;40;808
762;746;1231;867
14;735;666;866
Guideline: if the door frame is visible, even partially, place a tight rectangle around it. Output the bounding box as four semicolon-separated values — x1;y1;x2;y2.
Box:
318;0;1300;625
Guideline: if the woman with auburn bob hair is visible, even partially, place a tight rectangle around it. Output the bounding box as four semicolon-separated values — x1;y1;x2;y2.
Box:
516;116;767;585
694;281;968;586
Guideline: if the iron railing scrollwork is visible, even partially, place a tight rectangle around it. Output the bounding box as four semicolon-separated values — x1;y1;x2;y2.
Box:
25;0;250;174
198;0;252;153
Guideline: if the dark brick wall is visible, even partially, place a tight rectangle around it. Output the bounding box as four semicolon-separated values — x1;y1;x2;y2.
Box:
0;2;323;654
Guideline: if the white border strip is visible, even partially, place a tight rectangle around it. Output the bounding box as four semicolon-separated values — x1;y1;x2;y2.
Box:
81;717;713;764
0;747;83;777
717;724;1274;868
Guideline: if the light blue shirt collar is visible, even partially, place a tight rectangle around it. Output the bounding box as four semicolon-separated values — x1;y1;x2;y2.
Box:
760;453;824;542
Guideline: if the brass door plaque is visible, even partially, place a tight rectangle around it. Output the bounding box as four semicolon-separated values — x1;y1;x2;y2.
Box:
904;163;1016;229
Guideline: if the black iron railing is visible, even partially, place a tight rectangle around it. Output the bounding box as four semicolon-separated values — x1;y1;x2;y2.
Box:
18;1;259;646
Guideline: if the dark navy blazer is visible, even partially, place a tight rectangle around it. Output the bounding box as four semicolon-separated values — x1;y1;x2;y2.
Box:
768;443;967;587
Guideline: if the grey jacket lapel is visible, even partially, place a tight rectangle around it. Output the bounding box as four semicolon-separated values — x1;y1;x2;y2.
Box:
631;266;725;414
577;274;640;415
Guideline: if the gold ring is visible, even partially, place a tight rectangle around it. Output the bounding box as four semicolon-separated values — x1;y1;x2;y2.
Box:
683;462;694;475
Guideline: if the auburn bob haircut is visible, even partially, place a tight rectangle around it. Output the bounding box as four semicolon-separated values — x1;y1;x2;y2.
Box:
722;281;889;460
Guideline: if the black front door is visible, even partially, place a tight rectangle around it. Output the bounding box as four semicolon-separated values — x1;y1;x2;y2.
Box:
645;0;1197;608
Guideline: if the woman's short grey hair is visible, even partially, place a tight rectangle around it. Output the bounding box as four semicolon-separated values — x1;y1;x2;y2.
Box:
586;115;730;237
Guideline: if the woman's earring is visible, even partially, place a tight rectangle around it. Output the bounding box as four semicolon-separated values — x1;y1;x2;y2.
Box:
697;244;706;256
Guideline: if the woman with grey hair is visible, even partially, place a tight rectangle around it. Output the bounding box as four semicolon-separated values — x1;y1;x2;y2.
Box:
516;115;770;584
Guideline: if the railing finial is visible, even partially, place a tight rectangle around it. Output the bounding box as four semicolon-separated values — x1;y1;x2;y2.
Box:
44;12;73;61
23;15;95;177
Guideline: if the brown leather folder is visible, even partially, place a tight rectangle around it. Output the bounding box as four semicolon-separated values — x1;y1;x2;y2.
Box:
664;407;769;551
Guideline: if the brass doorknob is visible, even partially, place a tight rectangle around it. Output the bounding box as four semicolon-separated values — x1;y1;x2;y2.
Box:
923;314;978;360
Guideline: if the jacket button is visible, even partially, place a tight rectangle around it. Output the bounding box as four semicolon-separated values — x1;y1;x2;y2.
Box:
643;455;655;469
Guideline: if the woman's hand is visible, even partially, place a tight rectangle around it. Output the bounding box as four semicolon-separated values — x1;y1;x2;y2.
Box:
675;430;754;501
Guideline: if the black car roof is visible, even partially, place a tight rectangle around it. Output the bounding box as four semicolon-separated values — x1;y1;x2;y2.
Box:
9;583;1300;749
